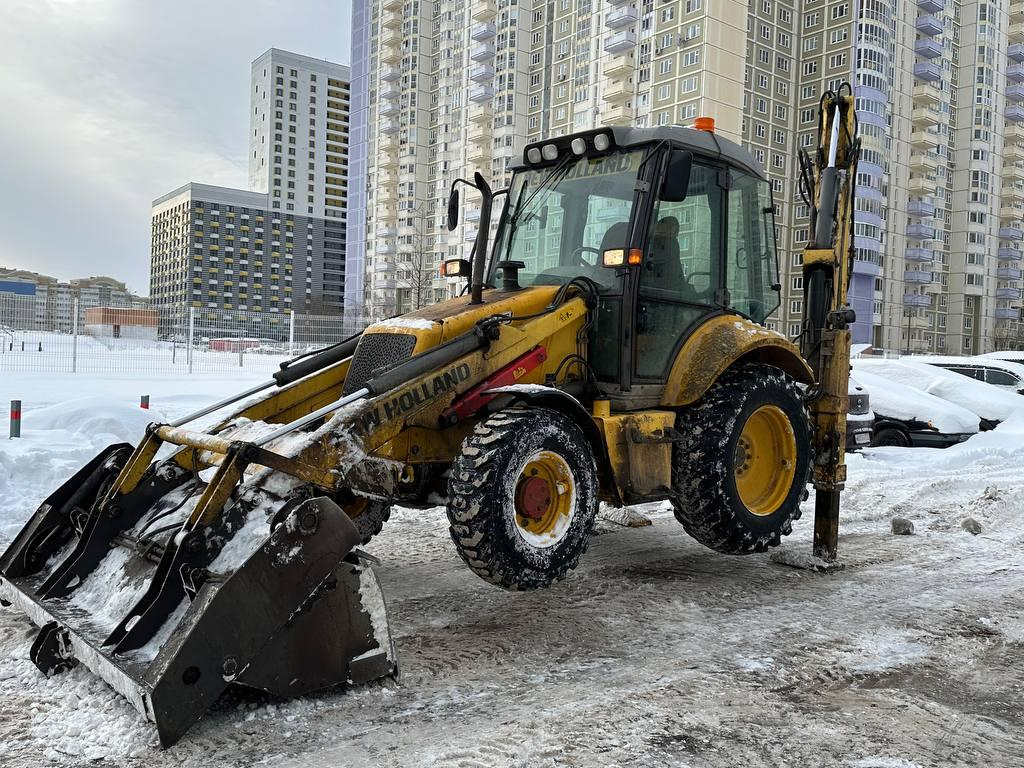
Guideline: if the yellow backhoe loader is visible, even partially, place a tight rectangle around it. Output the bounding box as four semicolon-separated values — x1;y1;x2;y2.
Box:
0;87;858;745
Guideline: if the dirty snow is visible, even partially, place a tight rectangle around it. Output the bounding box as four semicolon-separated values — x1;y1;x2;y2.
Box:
1;373;1023;766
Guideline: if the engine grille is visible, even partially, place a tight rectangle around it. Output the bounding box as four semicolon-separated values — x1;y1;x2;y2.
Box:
342;333;417;395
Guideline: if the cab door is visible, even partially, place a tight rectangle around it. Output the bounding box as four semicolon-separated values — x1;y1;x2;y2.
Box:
633;160;725;381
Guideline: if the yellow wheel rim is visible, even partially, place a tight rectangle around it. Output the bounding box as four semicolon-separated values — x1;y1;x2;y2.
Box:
514;450;576;548
734;405;797;516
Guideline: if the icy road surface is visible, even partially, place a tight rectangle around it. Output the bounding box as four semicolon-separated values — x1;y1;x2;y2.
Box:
0;377;1022;766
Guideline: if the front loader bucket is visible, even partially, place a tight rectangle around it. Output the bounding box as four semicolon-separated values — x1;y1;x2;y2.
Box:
0;448;397;747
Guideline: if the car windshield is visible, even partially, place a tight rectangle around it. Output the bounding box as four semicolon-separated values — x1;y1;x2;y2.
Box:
489;149;645;291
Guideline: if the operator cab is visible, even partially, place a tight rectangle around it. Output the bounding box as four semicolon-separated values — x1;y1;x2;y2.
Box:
482;125;782;397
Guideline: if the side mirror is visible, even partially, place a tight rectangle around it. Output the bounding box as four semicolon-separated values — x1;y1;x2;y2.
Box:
661;150;692;203
446;187;460;231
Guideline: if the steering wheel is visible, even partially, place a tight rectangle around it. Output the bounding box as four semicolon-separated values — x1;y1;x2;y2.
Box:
570;246;602;267
682;271;716;303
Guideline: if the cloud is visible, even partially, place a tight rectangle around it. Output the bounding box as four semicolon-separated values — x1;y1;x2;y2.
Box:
0;0;349;294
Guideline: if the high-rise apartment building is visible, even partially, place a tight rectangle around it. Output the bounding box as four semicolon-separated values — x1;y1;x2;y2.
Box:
351;0;1024;351
151;49;352;315
0;268;146;331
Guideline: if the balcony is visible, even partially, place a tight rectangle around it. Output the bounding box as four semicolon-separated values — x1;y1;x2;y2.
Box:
997;307;1021;319
380;82;400;99
999;287;1023;300
911;130;940;149
469;63;494;82
379;118;400;134
913;83;942;105
913;61;942;82
917;0;944;11
1001;225;1024;241
606;6;638;28
916;15;943;36
382;0;402;8
1014;1;1024;22
378;100;400;117
1006;165;1024;182
375;225;397;238
910;153;938;172
470;0;495;21
1010;84;1024;103
380;28;402;48
381;45;401;65
907;199;936;217
375;243;396;255
999;246;1021;260
381;65;401;82
467;124;488;144
1006;184;1024;203
1002;204;1023;219
468;143;491;164
1008;124;1024;142
905;270;933;284
603;30;637;54
469;83;494;103
1011;22;1024;42
374;261;397;273
912;107;941;127
471;21;496;41
999;267;1024;279
604;54;634;78
465;208;481;222
1011;43;1024;63
469;103;492;124
601;103;633;126
382;9;402;28
907;222;935;239
469;43;496;61
906;247;935;262
914;38;943;58
903;293;932;307
604;79;632;102
909;176;937;194
1012;64;1024;84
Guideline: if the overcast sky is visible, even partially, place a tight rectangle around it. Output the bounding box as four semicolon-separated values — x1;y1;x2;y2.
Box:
0;0;349;294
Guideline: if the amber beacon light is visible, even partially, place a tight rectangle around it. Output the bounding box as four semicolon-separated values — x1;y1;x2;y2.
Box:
694;116;715;132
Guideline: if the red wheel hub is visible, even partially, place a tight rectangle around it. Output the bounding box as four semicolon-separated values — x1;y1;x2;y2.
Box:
515;476;552;520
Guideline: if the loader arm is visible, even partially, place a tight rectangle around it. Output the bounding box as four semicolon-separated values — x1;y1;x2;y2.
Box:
798;84;860;562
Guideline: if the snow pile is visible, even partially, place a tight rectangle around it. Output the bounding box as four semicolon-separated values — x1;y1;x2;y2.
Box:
851;369;979;434
854;358;1024;423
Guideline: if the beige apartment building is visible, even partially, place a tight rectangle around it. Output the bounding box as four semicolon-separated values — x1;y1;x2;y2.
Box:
349;0;1024;352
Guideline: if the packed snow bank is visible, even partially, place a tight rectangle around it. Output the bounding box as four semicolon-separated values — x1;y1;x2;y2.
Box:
854;358;1024;423
851;370;979;435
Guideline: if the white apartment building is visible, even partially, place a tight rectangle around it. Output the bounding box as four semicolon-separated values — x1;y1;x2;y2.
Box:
349;0;1024;352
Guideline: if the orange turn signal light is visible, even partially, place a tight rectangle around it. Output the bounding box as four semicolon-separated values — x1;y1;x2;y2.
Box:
602;248;643;267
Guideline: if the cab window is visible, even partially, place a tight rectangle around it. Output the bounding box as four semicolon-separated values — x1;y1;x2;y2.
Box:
725;171;780;323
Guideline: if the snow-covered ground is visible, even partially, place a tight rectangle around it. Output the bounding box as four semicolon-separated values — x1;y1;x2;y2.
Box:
1;374;1023;767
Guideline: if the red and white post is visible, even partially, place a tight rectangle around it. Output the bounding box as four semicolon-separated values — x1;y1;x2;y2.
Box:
140;395;150;410
9;400;21;439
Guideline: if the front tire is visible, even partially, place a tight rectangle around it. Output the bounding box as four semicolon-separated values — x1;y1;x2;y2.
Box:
446;407;599;590
671;362;811;554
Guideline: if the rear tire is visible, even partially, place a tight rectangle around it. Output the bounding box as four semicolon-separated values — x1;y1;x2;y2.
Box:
335;490;392;544
871;427;911;448
670;362;811;554
446;407;599;590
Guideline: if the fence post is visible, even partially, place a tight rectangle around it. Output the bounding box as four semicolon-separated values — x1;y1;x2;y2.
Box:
289;309;295;356
9;400;21;439
187;306;195;375
71;298;79;373
140;395;150;410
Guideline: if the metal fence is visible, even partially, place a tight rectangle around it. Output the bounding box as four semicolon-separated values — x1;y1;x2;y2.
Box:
0;294;369;375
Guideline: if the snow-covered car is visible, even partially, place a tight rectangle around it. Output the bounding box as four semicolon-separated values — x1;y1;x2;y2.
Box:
850;369;979;448
910;355;1024;394
845;377;873;451
978;350;1024;367
854;358;1024;430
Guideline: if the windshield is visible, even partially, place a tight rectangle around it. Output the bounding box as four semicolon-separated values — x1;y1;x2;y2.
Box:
489;149;645;291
